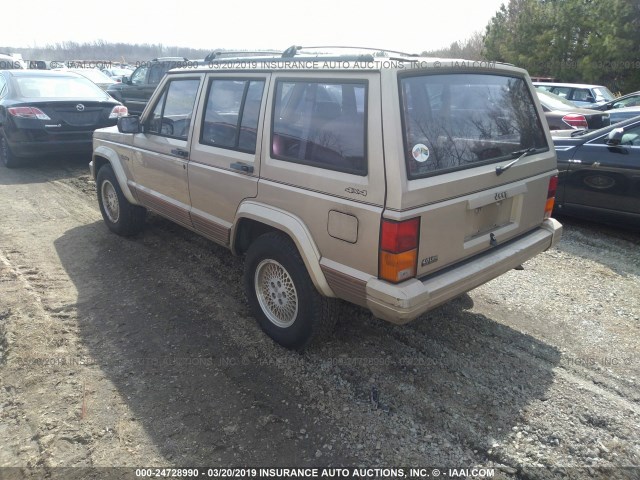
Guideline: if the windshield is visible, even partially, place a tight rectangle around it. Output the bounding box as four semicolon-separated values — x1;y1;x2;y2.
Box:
15;75;109;98
593;87;615;101
400;73;549;178
537;90;579;110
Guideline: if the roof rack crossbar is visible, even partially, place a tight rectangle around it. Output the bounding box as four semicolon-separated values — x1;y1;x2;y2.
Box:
283;45;419;58
205;50;281;62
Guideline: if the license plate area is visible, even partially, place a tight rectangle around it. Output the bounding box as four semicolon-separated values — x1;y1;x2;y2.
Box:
465;197;514;241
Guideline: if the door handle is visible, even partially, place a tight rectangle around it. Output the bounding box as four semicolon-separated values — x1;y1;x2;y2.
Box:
230;162;254;174
171;148;189;158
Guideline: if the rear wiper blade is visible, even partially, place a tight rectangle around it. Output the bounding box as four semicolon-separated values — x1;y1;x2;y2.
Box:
495;147;536;176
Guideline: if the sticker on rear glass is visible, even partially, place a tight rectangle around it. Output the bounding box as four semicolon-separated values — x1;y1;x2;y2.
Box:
412;143;430;163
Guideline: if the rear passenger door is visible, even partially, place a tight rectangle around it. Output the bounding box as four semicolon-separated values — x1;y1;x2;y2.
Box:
129;75;202;228
188;74;268;245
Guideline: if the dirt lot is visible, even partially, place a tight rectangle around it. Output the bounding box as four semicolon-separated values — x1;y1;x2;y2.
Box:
0;157;639;480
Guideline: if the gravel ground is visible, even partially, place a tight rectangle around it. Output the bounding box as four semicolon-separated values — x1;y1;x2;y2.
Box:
0;157;639;480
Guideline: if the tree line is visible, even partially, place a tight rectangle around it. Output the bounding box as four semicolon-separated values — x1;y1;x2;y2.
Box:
425;0;640;94
0;41;215;64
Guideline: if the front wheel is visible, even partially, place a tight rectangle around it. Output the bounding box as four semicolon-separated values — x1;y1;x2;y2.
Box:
244;232;338;350
96;164;146;236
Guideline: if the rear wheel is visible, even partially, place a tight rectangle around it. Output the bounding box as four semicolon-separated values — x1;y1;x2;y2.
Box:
96;164;146;236
0;134;20;168
244;232;338;350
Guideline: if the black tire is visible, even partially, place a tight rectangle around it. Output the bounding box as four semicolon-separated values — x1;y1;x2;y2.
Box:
96;164;146;236
0;134;20;168
244;232;338;350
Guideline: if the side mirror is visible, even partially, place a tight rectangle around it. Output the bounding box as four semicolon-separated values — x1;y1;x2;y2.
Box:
117;115;140;134
605;128;624;146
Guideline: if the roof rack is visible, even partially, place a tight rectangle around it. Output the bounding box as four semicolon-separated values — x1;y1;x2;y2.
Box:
204;50;280;62
205;54;377;65
151;57;189;62
281;45;420;58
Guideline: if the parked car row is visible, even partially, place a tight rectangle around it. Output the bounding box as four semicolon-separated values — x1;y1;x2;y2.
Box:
0;70;127;167
534;81;616;108
1;56;638;232
535;82;640;128
552;117;640;228
537;89;610;130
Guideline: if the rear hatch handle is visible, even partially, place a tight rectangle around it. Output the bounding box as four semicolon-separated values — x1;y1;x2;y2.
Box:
496;147;536;176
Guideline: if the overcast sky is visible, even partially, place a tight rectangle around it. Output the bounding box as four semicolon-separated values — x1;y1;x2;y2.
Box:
3;0;507;54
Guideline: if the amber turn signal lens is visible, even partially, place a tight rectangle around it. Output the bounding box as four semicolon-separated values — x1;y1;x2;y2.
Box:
379;249;417;283
544;175;558;219
544;197;555;220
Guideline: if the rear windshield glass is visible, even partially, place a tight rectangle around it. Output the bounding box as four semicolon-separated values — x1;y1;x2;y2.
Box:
15;75;108;99
400;74;549;179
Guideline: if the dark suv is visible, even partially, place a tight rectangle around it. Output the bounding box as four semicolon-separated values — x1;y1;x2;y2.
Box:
106;57;195;115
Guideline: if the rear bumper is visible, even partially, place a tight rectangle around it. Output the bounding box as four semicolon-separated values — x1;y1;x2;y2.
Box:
9;138;93;157
366;218;563;324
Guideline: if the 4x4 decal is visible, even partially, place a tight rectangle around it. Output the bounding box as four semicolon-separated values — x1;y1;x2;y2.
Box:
345;187;367;197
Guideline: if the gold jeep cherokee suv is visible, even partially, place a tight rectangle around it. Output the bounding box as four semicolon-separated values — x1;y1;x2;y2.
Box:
90;46;562;350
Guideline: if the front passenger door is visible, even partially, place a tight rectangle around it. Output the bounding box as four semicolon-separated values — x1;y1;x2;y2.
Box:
130;76;203;228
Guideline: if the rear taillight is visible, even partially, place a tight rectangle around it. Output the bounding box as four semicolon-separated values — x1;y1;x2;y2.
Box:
544;175;558;220
379;217;419;283
7;106;50;120
562;113;588;129
109;105;128;119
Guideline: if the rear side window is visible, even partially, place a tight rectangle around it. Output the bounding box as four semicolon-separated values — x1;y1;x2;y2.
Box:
571;89;593;102
549;86;571;98
147;79;200;139
271;80;367;176
200;78;265;153
400;74;548;179
148;64;166;85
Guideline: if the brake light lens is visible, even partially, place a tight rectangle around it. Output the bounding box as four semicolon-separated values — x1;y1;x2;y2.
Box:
381;217;419;252
379;218;419;283
109;105;128;119
8;106;51;120
544;175;558;220
562;113;588;129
